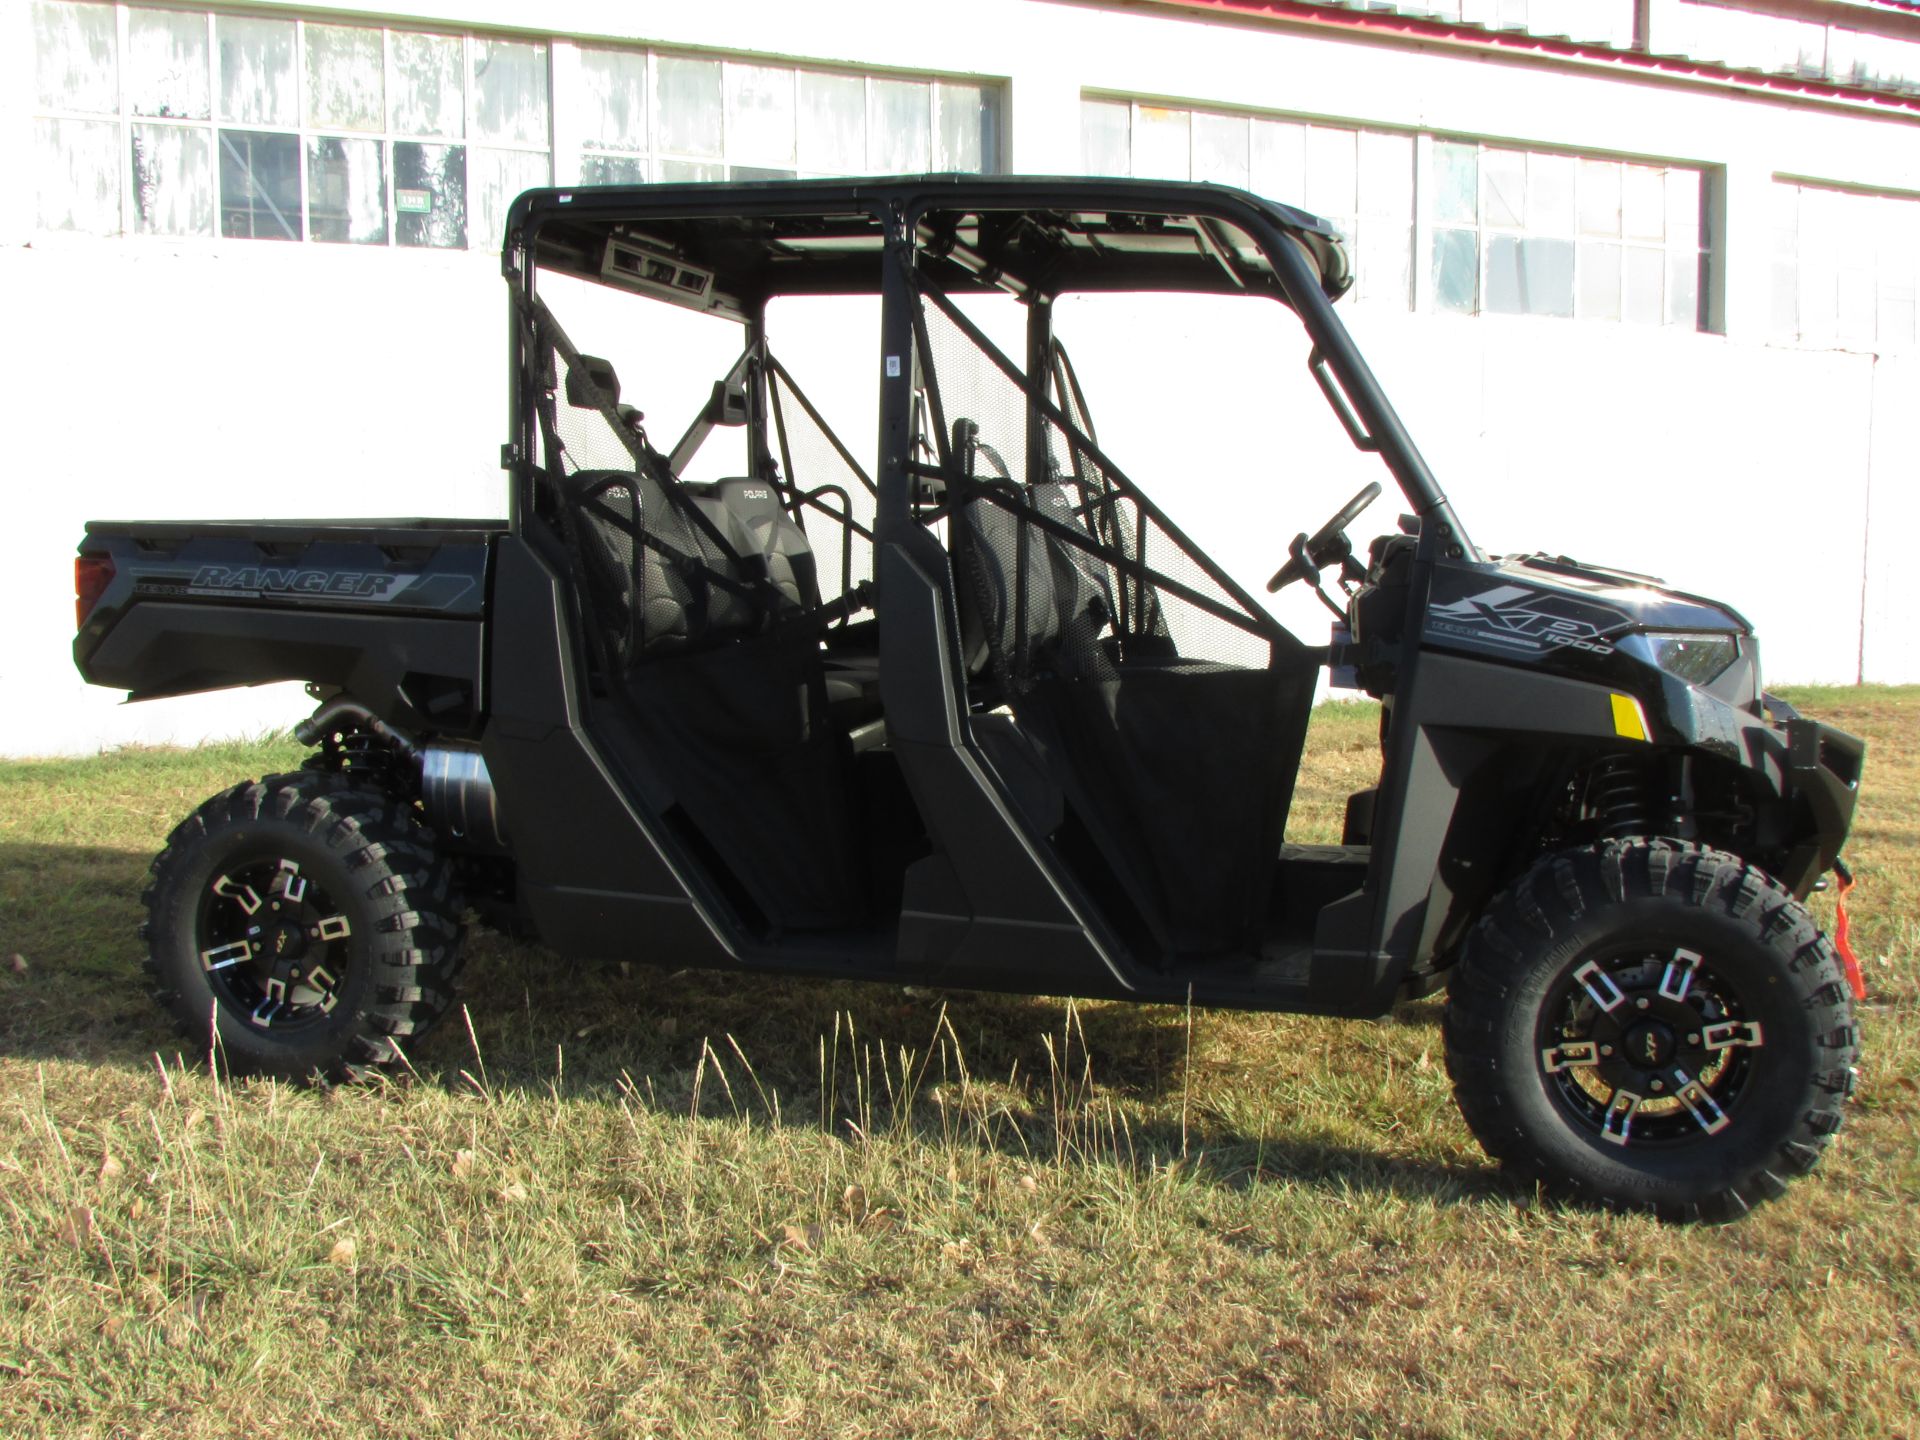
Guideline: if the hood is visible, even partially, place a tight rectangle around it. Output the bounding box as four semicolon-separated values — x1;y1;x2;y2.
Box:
1500;553;1749;634
1424;553;1747;668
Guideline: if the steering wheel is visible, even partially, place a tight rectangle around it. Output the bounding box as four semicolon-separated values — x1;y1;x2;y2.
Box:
1266;481;1382;593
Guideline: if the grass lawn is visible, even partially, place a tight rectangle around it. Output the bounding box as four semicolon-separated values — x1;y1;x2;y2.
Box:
1;690;1915;1438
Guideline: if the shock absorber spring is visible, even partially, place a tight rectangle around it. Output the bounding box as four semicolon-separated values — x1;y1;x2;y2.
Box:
1589;754;1651;838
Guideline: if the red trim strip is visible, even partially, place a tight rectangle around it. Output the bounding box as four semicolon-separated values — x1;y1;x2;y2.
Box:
1141;0;1920;115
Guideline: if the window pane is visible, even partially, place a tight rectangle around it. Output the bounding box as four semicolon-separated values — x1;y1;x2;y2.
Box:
305;24;383;132
1668;249;1701;328
1578;239;1621;320
1305;126;1357;219
580;154;646;185
1797;248;1839;346
1358;131;1413;219
1481;148;1525;228
1879;279;1917;348
390;32;464;138
1577;158;1621;236
798;72;864;174
308;135;386;244
1433;140;1477;224
1131;106;1190;181
217;129;301;240
35;118;120;233
1772;257;1798;339
1527;151;1575;234
34;1;117;113
1667;168;1702;246
657;56;723;158
471;147;548;251
577;48;647;151
1838;264;1876;347
1623;245;1664;324
935;82;995;172
1358;222;1412;308
394;141;466;247
727;63;795;168
1623;164;1665;241
1432;227;1478;313
128;9;209;120
131;123;212;235
731;165;795;182
867;79;930;171
659;159;723;183
1250;119;1306;203
1192;112;1247;188
474;39;547;146
1082;99;1129;175
217;15;296;127
1487;235;1573;316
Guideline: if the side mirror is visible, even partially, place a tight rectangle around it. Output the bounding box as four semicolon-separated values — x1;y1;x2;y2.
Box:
566;354;621;410
703;379;749;427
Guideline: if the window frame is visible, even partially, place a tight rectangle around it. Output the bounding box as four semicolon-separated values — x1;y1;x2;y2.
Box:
1080;95;1418;311
29;3;1006;252
1426;137;1710;331
1079;92;1716;333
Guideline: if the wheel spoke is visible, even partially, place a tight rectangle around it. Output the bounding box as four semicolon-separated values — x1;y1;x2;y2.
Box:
314;915;351;941
1573;960;1628;1014
1658;948;1701;1001
303;965;341;1015
1541;1040;1600;1073
1701;1020;1764;1051
200;940;253;971
1600;1089;1643;1146
249;977;288;1028
1671;1069;1732;1135
211;874;264;915
276;859;308;905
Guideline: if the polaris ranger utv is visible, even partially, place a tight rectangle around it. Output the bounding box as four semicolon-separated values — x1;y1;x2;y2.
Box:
74;175;1865;1221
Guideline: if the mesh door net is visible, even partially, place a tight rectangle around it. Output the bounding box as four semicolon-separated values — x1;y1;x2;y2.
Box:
915;287;1314;957
530;307;862;932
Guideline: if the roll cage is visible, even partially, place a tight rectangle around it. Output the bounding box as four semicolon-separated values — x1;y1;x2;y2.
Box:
490;174;1485;1012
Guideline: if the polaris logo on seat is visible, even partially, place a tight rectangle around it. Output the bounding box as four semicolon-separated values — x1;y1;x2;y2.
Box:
740;488;773;501
189;566;401;598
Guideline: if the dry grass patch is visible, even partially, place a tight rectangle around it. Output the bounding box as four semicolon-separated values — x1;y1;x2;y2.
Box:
2;693;1916;1438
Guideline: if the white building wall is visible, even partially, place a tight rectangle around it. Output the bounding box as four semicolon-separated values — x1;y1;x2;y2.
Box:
6;0;1918;756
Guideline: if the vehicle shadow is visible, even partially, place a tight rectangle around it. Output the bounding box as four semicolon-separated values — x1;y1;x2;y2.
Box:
0;840;1495;1210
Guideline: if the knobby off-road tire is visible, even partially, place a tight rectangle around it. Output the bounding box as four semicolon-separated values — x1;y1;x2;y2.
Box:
1444;838;1857;1222
141;773;464;1082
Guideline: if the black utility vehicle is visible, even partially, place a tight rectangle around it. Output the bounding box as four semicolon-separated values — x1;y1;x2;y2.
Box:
75;177;1866;1220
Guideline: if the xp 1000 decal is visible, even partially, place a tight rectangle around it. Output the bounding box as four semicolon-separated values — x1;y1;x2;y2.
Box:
1425;580;1633;660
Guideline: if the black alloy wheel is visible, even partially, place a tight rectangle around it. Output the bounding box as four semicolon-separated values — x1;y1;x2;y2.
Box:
143;774;463;1082
1445;838;1858;1222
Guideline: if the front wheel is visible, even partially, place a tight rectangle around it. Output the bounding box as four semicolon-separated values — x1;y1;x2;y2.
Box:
142;775;464;1082
1444;839;1857;1222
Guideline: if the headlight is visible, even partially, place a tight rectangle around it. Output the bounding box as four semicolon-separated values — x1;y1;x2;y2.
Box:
1620;632;1741;686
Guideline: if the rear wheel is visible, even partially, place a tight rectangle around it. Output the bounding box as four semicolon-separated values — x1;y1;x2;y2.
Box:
142;775;463;1082
1444;839;1857;1221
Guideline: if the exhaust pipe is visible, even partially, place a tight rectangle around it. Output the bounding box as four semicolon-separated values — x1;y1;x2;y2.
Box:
295;698;505;848
420;745;508;849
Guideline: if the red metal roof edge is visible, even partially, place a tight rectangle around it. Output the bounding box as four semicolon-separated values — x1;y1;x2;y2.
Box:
1137;0;1920;115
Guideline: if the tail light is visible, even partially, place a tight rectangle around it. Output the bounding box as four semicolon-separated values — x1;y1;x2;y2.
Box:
75;554;115;630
